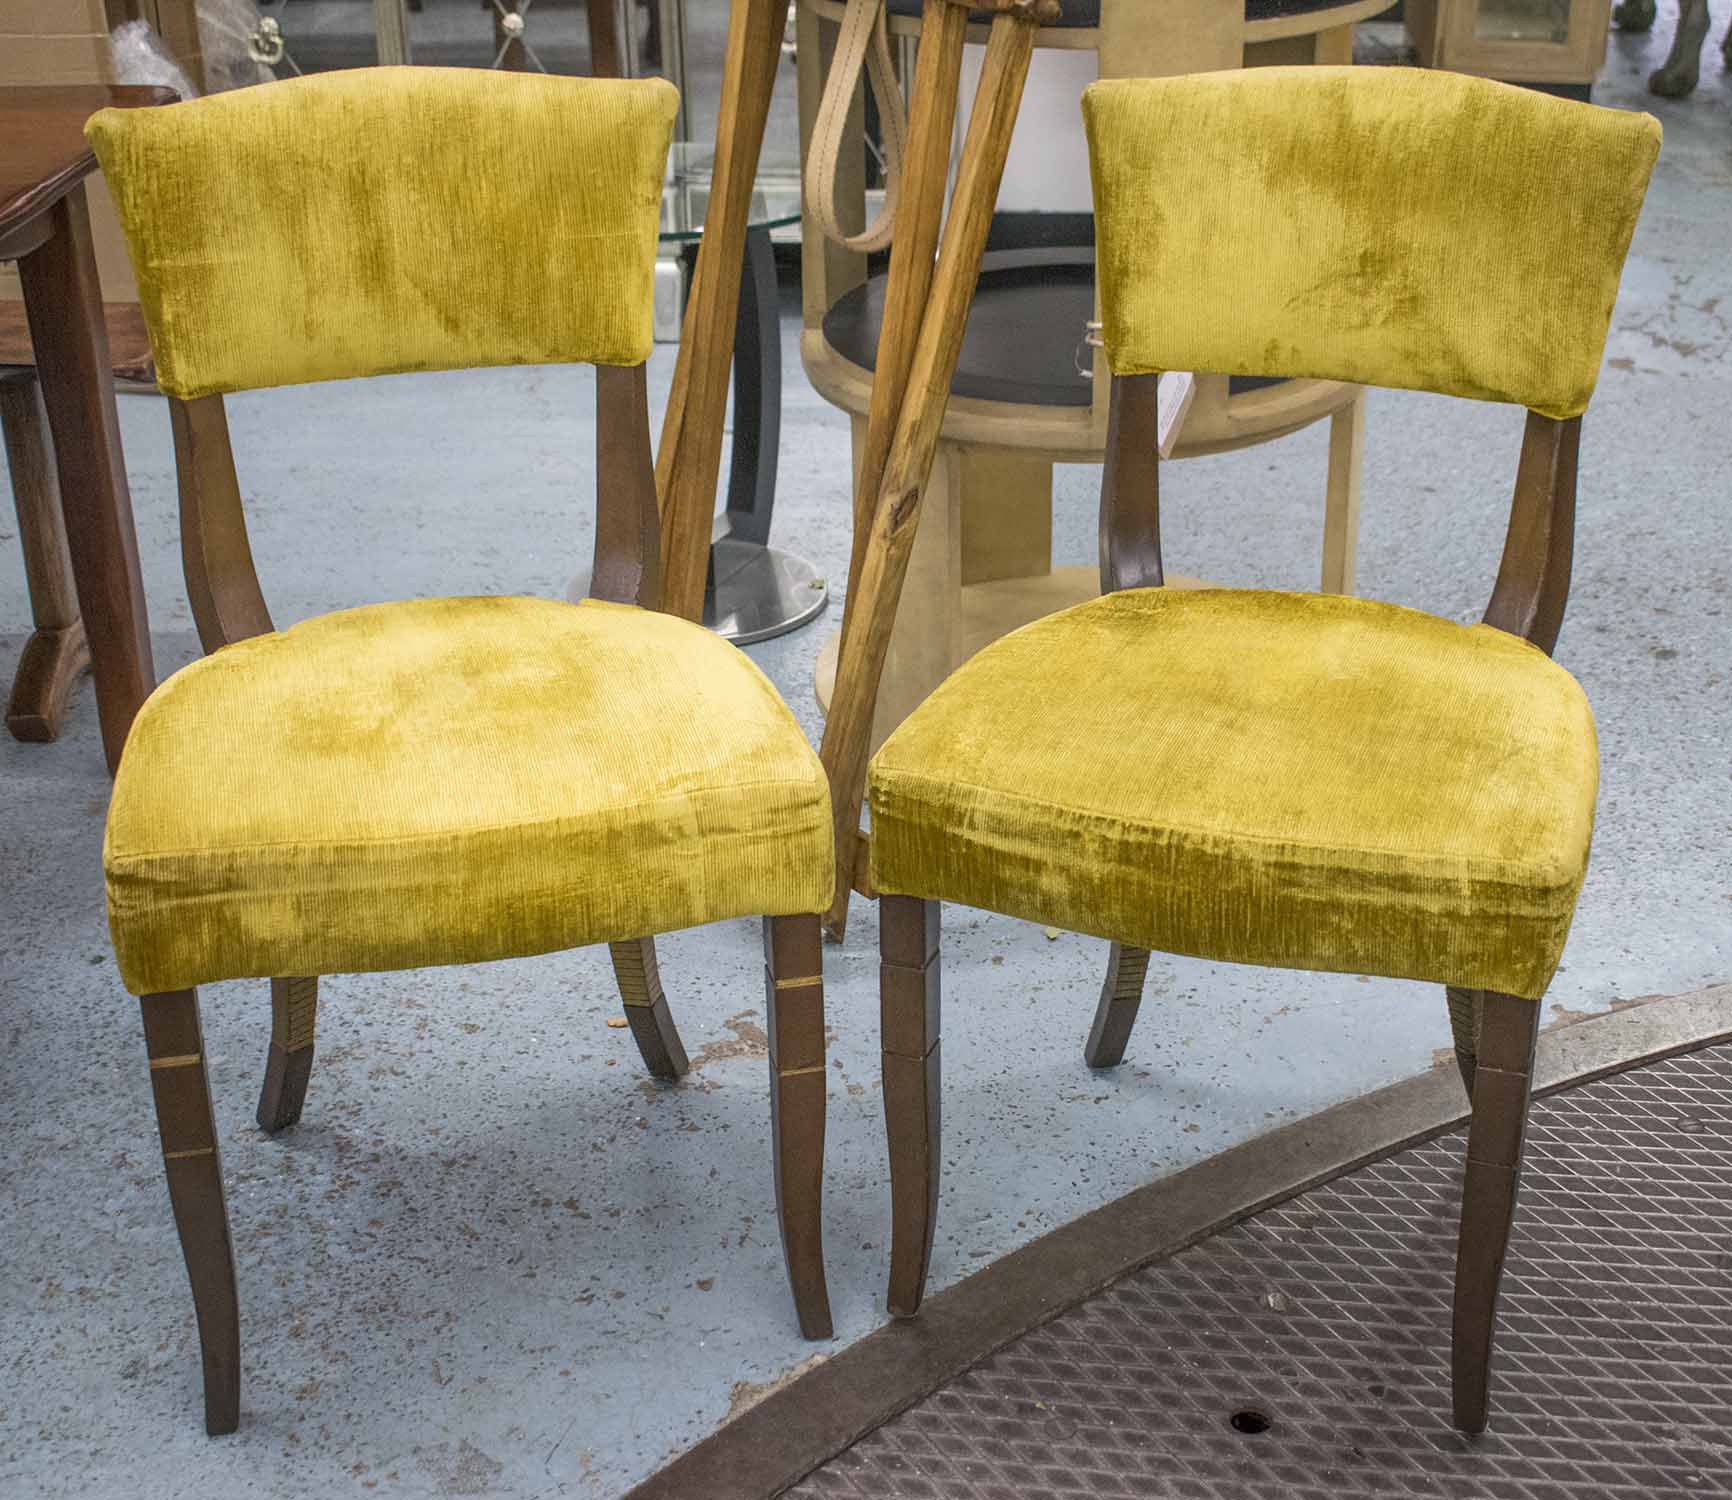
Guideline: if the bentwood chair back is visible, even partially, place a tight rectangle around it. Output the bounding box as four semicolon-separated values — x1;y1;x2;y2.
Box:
853;65;1658;1431
87;67;836;1434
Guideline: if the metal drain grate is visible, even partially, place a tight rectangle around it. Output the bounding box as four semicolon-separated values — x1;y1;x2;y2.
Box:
793;1044;1732;1498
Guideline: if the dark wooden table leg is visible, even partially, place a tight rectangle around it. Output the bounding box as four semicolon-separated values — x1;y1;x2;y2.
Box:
2;369;89;741
586;0;626;78
17;184;154;773
698;226;828;644
723;226;781;545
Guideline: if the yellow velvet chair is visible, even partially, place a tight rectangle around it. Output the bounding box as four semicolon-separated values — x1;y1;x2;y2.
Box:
87;67;836;1436
860;66;1659;1432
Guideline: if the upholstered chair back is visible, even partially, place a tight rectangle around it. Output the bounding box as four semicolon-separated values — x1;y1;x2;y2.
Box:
87;68;679;400
1082;67;1660;420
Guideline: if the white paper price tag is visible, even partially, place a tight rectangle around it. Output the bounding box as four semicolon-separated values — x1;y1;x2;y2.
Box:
1157;371;1196;458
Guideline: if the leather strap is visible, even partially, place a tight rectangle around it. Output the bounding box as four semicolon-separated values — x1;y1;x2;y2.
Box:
805;0;909;254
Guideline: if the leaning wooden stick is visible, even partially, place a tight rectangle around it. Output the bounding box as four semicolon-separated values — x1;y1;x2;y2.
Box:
655;0;788;622
835;0;968;634
609;1;785;1035
820;4;1053;938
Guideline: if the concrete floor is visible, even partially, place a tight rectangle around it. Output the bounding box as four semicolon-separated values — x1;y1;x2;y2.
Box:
2;14;1729;1500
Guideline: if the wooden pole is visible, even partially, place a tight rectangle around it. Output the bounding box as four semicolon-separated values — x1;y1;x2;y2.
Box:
819;10;1045;937
654;0;788;622
836;0;969;641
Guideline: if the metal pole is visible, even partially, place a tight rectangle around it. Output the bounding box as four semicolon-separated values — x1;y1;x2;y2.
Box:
659;0;689;140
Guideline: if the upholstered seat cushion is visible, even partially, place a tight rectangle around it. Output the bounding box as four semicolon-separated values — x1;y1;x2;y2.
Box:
869;589;1598;998
106;596;833;995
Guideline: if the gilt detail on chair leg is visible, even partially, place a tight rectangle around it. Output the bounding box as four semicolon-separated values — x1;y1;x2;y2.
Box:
1085;943;1152;1069
142;989;241;1436
765;914;833;1339
1444;984;1482;1099
881;895;941;1318
609;936;688;1080
1452;989;1541;1435
257;976;318;1133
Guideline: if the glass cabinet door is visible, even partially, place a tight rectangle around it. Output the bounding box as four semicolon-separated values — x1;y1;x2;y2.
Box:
187;1;660;86
191;0;392;86
1413;0;1612;86
396;0;669;75
404;0;622;74
1473;0;1573;43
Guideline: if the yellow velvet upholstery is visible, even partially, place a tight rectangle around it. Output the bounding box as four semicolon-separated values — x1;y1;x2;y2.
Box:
1082;68;1660;420
106;597;833;996
869;590;1597;1000
85;68;677;398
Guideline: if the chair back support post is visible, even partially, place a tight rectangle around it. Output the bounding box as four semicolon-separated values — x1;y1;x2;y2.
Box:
820;2;1054;937
593;362;663;609
169;395;272;653
1099;371;1163;594
1484;411;1579;657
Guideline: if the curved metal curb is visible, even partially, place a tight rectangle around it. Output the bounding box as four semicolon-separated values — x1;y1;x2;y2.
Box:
627;983;1732;1500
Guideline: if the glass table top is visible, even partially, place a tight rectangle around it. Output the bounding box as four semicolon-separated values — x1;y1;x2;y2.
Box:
660;142;802;242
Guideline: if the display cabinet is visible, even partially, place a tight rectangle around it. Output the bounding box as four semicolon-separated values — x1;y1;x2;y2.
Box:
1404;0;1613;92
165;1;655;82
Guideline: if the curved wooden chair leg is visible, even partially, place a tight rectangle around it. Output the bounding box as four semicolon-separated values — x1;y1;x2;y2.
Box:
881;894;941;1317
1452;989;1541;1435
609;936;689;1079
142;989;241;1436
765;914;833;1339
257;976;318;1133
1445;984;1482;1099
1084;943;1152;1069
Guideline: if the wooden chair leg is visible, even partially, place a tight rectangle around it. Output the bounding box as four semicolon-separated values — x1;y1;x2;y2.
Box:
765;914;833;1339
1084;942;1152;1069
1452;989;1541;1435
609;936;689;1079
2;370;89;743
1445;984;1482;1098
881;894;941;1317
141;989;241;1436
257;976;318;1133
